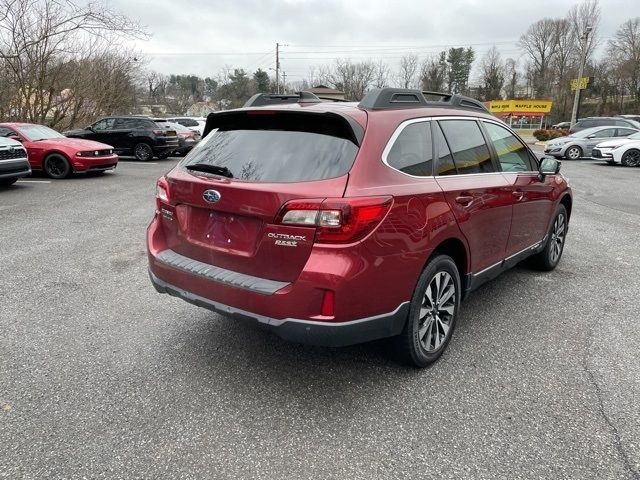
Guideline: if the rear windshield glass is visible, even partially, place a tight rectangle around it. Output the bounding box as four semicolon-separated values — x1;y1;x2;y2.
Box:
183;113;359;182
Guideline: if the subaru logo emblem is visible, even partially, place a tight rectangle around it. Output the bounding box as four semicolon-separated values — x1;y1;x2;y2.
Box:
203;189;221;203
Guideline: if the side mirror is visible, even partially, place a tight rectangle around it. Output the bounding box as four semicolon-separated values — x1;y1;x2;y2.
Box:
587;134;596;139
86;126;95;132
539;157;561;179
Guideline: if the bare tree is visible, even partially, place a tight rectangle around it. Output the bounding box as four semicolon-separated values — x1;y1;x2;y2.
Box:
518;18;559;97
567;0;600;65
420;52;447;92
325;59;376;100
372;59;390;89
397;54;419;89
479;46;505;101
504;58;519;99
0;0;146;127
608;18;640;102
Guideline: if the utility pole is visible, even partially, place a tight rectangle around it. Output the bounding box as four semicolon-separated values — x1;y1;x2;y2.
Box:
281;71;287;93
275;42;280;94
570;26;592;127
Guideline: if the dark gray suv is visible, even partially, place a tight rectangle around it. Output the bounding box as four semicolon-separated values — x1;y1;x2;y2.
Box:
569;116;640;133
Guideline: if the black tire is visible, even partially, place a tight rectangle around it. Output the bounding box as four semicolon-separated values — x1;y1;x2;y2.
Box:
606;160;615;165
134;142;154;162
564;145;582;160
621;149;640;167
0;177;18;187
391;254;461;367
529;204;568;271
43;154;71;179
156;151;172;159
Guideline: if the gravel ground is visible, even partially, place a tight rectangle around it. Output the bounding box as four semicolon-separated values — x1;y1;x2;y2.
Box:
1;155;639;479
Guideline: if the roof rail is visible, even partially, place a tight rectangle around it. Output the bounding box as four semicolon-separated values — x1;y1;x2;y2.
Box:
243;91;322;107
358;88;489;113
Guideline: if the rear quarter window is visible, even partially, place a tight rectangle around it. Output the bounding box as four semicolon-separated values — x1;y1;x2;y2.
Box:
385;121;433;176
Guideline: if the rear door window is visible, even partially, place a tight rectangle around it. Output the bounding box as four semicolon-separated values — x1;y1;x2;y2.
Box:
184;112;359;182
438;120;495;174
616;128;637;137
386;121;433;176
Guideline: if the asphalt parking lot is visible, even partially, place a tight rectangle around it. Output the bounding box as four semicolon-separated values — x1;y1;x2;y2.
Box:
1;154;639;479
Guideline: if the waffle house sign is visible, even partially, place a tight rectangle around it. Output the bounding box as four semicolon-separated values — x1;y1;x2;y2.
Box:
488;100;553;116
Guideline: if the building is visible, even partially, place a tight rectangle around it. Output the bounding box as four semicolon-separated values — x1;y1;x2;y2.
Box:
307;85;345;101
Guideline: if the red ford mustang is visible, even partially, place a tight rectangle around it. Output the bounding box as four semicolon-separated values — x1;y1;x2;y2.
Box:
0;123;118;179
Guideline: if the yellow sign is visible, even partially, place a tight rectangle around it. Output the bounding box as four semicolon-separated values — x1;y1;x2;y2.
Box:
488;100;553;114
570;77;590;91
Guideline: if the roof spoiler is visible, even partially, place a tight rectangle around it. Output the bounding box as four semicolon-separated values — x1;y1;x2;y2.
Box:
358;88;489;113
243;91;322;107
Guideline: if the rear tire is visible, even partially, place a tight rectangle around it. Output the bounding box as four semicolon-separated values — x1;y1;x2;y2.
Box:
0;177;18;187
134;143;153;162
621;149;640;167
391;255;461;367
43;154;71;179
156;151;172;159
529;205;568;271
565;146;582;160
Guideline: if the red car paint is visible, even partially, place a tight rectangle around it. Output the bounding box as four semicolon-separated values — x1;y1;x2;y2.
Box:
0;123;118;173
147;97;572;347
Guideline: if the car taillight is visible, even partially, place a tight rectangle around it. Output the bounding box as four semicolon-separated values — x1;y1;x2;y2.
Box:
152;129;165;136
156;177;170;210
276;196;393;244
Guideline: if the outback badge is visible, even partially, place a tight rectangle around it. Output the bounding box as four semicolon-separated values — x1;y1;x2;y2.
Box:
203;189;221;203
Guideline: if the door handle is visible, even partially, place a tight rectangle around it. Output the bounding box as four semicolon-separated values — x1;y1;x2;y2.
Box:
455;195;474;205
512;191;524;201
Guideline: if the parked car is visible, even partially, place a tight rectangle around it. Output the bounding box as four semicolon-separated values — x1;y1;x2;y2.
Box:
551;121;571;129
616;114;640;123
544;125;639;160
0;136;30;186
147;89;572;367
593;131;640;167
153;119;201;155
0;123;118;179
569;116;640;133
64;116;179;161
166;117;206;136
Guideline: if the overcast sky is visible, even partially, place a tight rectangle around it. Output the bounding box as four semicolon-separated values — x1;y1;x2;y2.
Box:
105;0;630;84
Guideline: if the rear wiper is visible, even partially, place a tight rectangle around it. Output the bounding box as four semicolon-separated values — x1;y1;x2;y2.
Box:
185;164;234;178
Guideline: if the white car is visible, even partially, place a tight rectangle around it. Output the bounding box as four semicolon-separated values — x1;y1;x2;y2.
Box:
592;131;640;167
166;117;206;136
0;136;31;186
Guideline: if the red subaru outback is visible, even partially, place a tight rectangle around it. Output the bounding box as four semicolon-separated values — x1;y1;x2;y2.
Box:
147;89;572;367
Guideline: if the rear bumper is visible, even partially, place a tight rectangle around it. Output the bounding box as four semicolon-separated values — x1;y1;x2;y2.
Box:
149;270;409;347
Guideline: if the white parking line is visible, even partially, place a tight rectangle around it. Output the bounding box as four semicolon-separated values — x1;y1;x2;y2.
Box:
17;180;51;184
122;162;158;165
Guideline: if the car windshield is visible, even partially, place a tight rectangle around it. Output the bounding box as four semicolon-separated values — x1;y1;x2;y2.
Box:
18;124;64;141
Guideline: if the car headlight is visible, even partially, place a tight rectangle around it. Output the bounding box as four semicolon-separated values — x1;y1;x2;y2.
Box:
606;145;621;150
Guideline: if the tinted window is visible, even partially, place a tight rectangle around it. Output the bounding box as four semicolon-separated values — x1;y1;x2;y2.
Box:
434;123;456;175
386;121;433;176
614;119;630;127
184;116;358;183
579;120;596;128
93;118;116;131
484;122;533;172
175;119;198;127
114;118;156;129
594;128;615;138
0;127;14;137
439;120;494;174
616;128;637;137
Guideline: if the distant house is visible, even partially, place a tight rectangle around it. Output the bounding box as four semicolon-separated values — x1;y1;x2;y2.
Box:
308;85;345;100
187;102;216;116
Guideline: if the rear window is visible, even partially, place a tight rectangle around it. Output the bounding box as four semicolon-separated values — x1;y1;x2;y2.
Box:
183;113;359;182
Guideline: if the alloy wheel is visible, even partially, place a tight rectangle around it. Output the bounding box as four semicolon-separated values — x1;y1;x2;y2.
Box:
549;213;566;264
418;271;456;352
566;146;581;160
135;143;153;162
45;156;69;178
622;150;640;167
